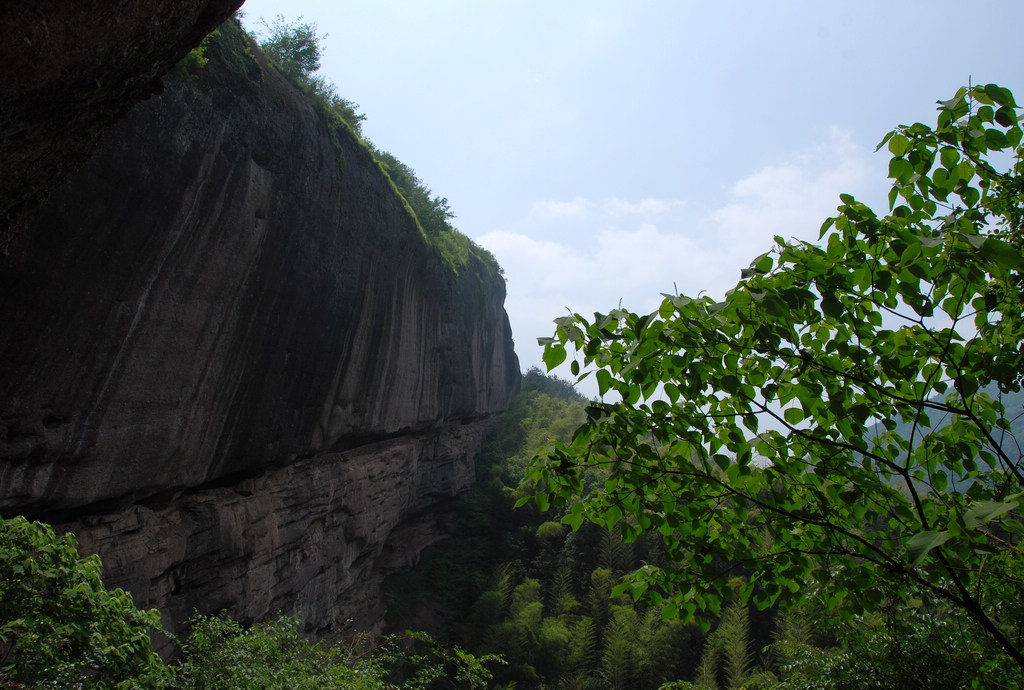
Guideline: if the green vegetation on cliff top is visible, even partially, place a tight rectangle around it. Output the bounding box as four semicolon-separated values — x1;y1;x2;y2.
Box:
249;15;501;277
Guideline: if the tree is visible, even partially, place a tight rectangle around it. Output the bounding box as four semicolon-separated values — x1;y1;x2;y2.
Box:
523;83;1024;675
772;588;1004;689
0;516;168;687
257;15;325;81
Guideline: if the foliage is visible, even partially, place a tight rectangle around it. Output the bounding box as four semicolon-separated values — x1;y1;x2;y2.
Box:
253;15;366;136
174;28;220;79
522;366;587;402
256;14;324;81
372;630;502;689
176;613;498;690
526;83;1024;673
770;587;1012;689
174;613;376;689
251;15;502;277
0;515;168;689
374;150;501;275
385;371;589;631
376;152;456;237
307;77;368;137
0;518;495;690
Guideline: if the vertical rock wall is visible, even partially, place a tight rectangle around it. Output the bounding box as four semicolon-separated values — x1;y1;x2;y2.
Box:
0;21;519;645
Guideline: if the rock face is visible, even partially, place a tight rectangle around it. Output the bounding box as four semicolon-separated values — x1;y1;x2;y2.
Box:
0;0;244;250
0;21;519;646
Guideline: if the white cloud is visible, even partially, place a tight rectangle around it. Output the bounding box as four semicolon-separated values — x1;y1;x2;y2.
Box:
529;195;686;222
712;127;878;255
479;127;886;392
601;197;686;216
478;222;714;381
529;197;591;220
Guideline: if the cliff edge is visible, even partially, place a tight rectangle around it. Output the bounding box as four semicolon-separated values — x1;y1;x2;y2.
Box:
0;20;519;644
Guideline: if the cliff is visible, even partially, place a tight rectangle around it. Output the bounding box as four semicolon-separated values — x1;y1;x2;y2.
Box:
0;20;519;645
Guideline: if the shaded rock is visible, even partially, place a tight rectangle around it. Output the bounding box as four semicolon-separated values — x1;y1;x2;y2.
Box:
56;420;487;648
0;0;244;250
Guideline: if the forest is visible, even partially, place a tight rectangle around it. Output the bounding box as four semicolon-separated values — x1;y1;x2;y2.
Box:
2;15;1023;690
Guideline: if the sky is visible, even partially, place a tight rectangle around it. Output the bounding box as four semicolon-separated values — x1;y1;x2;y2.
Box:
238;0;1023;395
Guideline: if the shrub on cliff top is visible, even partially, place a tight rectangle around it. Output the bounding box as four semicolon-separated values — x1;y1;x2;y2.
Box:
252;15;366;137
255;14;323;82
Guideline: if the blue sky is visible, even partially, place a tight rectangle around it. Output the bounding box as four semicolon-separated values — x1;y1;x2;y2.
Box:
238;0;1024;393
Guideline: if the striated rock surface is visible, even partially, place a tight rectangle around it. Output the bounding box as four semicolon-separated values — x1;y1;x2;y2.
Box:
0;21;519;647
58;423;488;645
0;0;244;250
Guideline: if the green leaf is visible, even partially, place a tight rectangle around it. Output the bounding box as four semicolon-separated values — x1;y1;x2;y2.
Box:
875;130;896;152
907;530;950;565
980;237;1021;269
605;504;623;527
763;294;788;317
721;374;741;394
960;185;981;207
1003;519;1024;536
753;253;774;273
821;294;843;319
509;84;1024;669
873;270;893;293
889;157;913;182
995;106;1018;127
543;343;567;370
940;146;959;169
963;501;1017;530
562;511;584;530
984;83;1015;107
955;160;975;183
661;601;679;620
888;134;910;156
985;128;1007;149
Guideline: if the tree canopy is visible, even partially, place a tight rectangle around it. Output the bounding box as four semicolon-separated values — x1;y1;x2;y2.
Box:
524;83;1024;674
256;15;325;81
0;516;167;687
